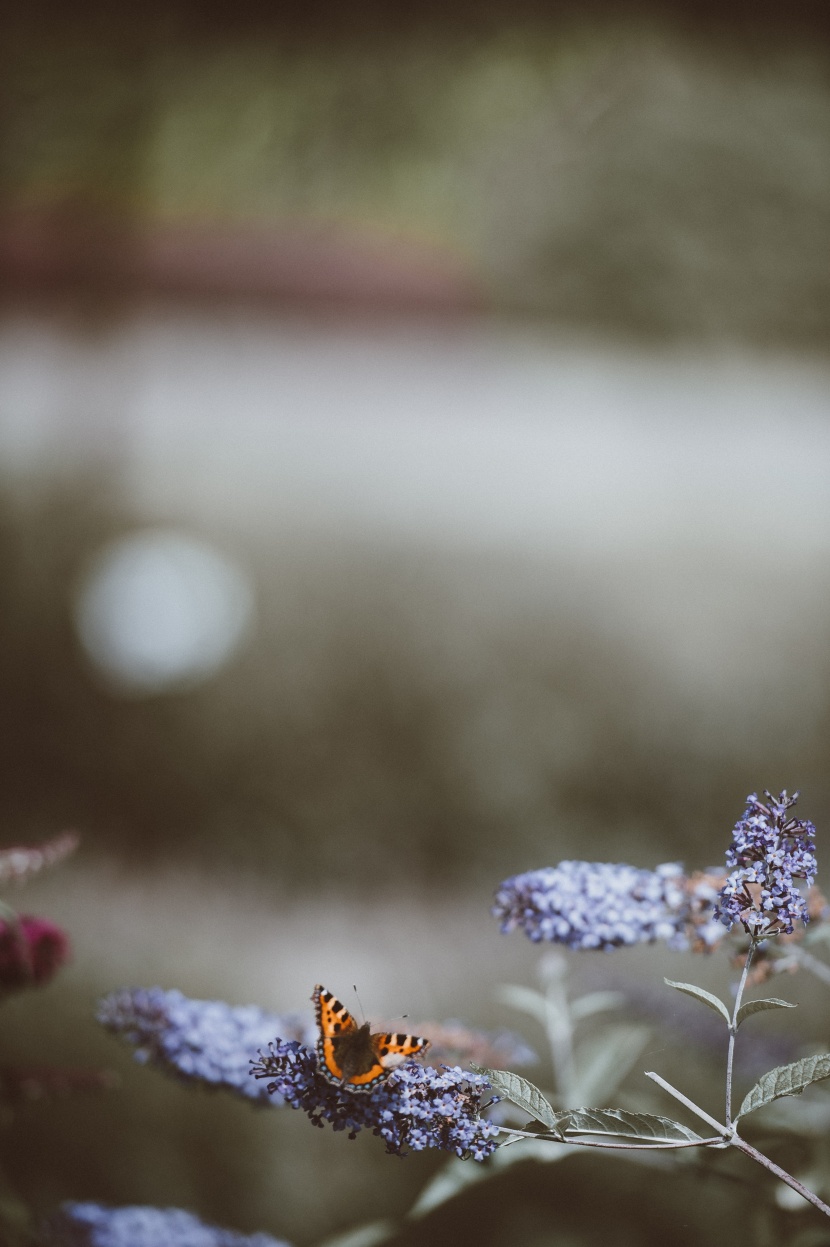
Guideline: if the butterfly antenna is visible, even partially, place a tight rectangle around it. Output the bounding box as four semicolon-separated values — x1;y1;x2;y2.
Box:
352;984;367;1024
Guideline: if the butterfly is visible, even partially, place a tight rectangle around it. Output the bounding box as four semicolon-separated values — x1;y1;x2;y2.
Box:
312;983;430;1092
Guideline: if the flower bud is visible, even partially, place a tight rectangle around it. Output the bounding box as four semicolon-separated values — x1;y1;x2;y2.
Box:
0;915;70;990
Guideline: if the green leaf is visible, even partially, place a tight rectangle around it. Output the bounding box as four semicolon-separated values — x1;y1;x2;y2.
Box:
737;1053;830;1120
495;984;549;1025
664;979;731;1024
492;1138;574;1167
409;1134;573;1214
471;1066;564;1134
573;1024;650;1104
736;997;797;1027
318;1223;395;1247
561;1107;702;1144
570;991;625;1022
409;1122;578;1212
408;1160;489;1217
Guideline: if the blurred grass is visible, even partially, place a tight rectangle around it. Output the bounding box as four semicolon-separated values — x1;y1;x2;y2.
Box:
3;15;830;342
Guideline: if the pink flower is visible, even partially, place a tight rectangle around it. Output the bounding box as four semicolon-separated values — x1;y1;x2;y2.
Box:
0;916;70;990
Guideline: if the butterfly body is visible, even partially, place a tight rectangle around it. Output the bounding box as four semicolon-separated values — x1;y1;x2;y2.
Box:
312;984;430;1092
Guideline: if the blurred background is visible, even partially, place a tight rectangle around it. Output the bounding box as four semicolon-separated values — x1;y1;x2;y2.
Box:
2;0;830;1242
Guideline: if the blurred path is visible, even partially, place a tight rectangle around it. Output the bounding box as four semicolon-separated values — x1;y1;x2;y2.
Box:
1;306;829;705
1;307;829;555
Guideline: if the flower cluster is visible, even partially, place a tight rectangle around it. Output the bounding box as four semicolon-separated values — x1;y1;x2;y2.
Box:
97;988;312;1103
40;1202;290;1247
251;1040;499;1159
493;861;689;951
0;915;70;990
716;791;817;937
415;1020;536;1069
682;870;728;952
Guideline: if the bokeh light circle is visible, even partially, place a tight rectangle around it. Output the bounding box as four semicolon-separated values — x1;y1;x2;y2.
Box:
74;530;254;693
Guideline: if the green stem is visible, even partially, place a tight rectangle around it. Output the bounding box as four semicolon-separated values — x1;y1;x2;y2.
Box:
647;1068;830;1217
540;954;578;1106
725;938;756;1128
790;945;830;987
730;1134;830;1217
644;1071;730;1137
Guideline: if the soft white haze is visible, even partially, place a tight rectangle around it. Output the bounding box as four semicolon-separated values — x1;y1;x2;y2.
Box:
1;311;828;555
1;308;829;705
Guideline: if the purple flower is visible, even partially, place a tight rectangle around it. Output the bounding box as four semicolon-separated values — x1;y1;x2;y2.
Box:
493;861;689;951
716;791;817;937
251;1040;499;1160
40;1202;290;1247
97;988;312;1103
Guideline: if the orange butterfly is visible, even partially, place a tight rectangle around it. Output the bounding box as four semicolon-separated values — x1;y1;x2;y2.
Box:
312;984;430;1092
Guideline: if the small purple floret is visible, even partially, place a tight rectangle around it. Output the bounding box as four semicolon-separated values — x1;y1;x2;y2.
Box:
493;861;688;951
251;1041;499;1160
97;988;312;1104
716;790;817;937
40;1202;290;1247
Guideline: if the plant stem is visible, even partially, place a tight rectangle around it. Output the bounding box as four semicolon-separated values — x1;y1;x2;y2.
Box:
729;1135;830;1217
790;945;830;987
646;1069;830;1217
539;953;578;1106
644;1071;729;1137
496;1126;723;1151
725;938;756;1128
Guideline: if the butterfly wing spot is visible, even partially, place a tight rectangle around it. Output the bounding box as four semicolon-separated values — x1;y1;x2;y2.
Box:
318;1037;346;1082
341;1062;389;1089
314;984;358;1037
313;986;430;1090
373;1032;431;1071
314;984;362;1083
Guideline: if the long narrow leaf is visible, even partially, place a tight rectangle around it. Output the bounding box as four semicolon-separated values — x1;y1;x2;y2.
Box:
736;997;796;1028
318;1222;395;1247
495;985;549;1025
562;1107;702;1144
574;1024;650;1104
664;979;731;1024
493;1138;574;1167
738;1053;830;1120
408;1160;489;1217
570;991;625;1021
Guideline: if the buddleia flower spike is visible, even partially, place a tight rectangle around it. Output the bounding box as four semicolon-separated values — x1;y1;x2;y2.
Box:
716;790;817;937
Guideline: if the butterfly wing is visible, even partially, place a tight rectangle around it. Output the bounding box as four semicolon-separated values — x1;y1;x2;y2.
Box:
312;985;431;1092
339;1052;391;1090
313;984;360;1084
338;1030;431;1091
370;1031;431;1071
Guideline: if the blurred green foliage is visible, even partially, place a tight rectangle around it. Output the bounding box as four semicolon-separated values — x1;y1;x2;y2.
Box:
2;7;830;342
